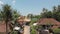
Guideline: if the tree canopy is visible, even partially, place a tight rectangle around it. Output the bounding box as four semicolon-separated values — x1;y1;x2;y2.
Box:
40;5;60;22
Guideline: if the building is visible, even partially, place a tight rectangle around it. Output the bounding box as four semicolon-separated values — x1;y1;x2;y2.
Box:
36;18;60;34
0;16;31;34
0;21;10;34
17;16;31;26
37;18;60;29
14;16;31;34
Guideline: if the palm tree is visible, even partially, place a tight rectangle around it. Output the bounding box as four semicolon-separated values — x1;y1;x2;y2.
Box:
0;4;20;34
2;4;12;34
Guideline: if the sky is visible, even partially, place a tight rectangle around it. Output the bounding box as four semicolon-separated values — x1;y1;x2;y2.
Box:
0;0;60;16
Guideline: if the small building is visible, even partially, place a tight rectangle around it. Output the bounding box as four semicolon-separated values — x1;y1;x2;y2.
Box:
14;16;31;34
17;16;31;26
0;21;10;34
37;18;60;29
36;18;60;34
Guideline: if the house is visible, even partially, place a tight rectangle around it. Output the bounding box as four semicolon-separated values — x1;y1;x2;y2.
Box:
36;18;60;34
17;16;31;26
14;16;31;34
37;18;60;29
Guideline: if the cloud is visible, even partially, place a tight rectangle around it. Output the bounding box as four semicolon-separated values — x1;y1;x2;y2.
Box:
12;0;16;5
0;1;4;6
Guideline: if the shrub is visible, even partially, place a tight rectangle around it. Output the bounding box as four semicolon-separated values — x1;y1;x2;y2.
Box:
53;28;60;34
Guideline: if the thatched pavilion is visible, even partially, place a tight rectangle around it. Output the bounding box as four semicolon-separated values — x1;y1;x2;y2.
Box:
36;18;60;34
37;18;60;29
14;16;31;34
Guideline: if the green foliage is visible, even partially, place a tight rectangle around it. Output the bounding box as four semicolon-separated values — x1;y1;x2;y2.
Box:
27;14;33;18
0;4;20;21
0;4;20;34
10;31;18;34
31;29;36;34
30;25;37;34
40;5;60;22
53;28;60;34
0;4;12;21
41;8;52;18
12;10;20;21
30;18;37;25
1;4;13;34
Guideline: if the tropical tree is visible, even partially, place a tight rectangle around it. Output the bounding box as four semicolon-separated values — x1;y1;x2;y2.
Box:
0;4;20;34
1;4;12;34
12;10;20;21
40;5;60;22
41;8;51;18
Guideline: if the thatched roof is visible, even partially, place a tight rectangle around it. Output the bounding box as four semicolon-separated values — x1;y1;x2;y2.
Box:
17;16;31;23
37;18;60;26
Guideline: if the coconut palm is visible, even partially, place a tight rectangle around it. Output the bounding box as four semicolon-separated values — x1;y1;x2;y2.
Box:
2;4;12;34
0;4;20;34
